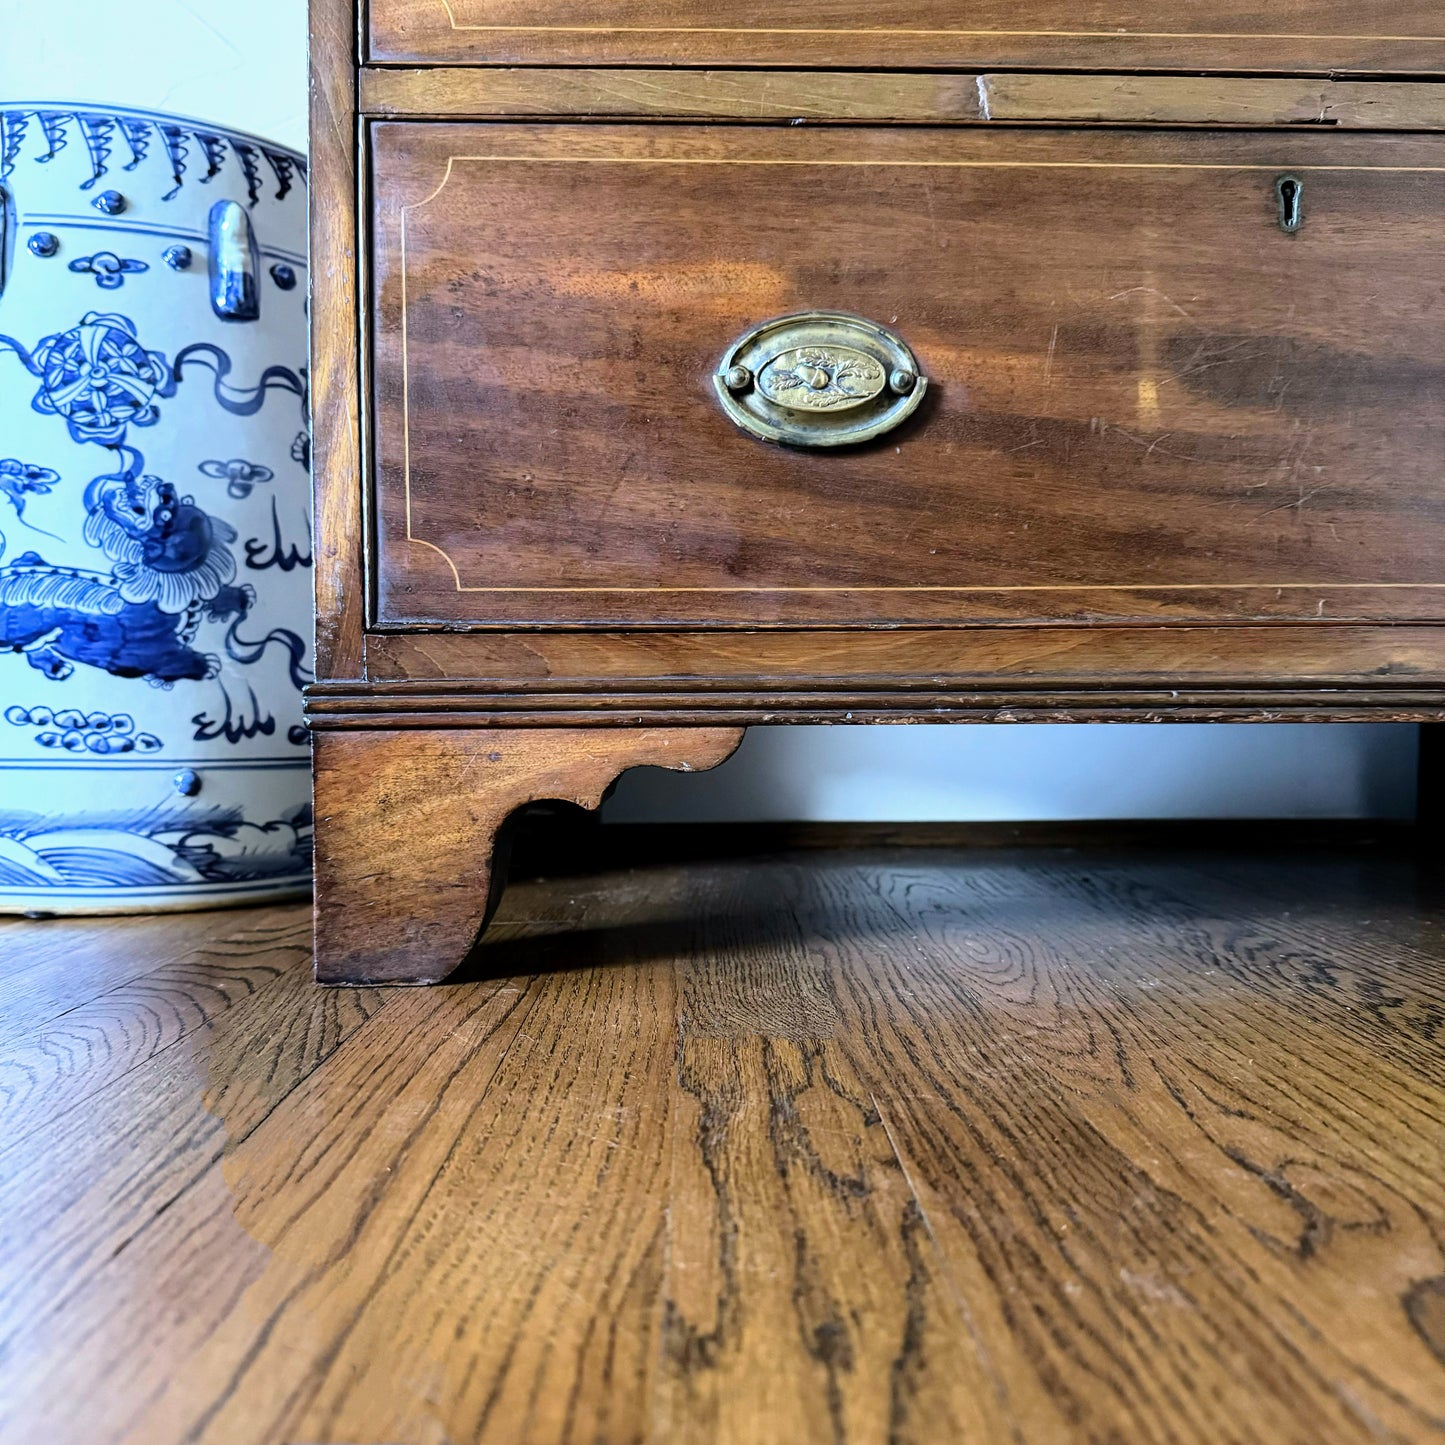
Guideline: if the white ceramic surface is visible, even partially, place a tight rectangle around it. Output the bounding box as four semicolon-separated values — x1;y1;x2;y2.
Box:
0;103;312;913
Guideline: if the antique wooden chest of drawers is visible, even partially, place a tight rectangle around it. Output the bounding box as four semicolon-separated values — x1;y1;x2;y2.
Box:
307;0;1445;983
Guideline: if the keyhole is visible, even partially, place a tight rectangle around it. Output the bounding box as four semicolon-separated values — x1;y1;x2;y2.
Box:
1276;174;1303;233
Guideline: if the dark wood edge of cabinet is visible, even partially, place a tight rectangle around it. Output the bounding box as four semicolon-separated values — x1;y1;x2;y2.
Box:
310;0;367;677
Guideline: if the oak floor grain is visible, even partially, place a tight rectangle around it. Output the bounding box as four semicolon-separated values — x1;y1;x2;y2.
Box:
1;839;1442;1444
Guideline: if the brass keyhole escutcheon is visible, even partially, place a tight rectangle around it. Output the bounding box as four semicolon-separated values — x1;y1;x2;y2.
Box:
1276;173;1304;233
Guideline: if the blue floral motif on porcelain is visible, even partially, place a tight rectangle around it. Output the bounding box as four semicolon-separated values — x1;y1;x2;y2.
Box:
68;251;149;289
199;456;274;499
0;458;60;531
4;309;174;443
0;103;312;913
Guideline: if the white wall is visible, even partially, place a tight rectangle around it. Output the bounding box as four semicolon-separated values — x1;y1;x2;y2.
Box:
6;0;1418;824
0;0;308;152
604;723;1418;822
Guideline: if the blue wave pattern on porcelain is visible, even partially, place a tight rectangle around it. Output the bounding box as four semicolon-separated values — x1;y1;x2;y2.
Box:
0;105;313;912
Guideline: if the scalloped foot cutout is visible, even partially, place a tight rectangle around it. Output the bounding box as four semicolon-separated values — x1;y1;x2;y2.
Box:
312;727;744;984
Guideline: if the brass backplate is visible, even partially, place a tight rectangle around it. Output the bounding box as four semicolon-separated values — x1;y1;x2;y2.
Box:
714;311;927;448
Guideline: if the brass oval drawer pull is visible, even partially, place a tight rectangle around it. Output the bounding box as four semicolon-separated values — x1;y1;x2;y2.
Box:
714;311;927;448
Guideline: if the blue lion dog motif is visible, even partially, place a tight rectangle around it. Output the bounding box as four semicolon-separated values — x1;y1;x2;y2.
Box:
0;309;307;694
0;473;253;685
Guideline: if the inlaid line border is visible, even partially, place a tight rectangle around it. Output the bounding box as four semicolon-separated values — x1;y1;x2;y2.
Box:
430;4;1445;42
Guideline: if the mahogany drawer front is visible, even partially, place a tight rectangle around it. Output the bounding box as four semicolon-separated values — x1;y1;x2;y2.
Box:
366;2;1445;70
369;123;1445;631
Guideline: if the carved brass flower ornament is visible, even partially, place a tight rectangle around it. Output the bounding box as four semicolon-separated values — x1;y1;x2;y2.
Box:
715;311;926;448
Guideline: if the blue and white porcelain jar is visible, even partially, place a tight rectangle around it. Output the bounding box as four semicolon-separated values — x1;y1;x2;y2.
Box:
0;104;312;912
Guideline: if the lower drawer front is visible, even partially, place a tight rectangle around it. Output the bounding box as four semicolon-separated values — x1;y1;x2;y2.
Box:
370;123;1445;629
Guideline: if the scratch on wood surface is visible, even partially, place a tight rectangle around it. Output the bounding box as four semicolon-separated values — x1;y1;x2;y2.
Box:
1254;486;1323;520
1108;285;1193;320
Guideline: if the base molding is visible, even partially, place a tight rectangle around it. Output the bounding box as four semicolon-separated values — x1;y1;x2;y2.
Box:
306;685;1445;727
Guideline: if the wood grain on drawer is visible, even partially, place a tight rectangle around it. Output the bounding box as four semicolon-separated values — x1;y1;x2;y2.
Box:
370;124;1445;630
366;0;1445;71
359;70;1445;131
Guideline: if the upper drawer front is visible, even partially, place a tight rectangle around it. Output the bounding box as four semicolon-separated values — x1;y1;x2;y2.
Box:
370;124;1445;629
367;2;1445;69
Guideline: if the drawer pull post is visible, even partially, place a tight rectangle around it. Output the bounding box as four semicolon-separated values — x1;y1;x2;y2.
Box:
714;310;926;448
1276;173;1304;233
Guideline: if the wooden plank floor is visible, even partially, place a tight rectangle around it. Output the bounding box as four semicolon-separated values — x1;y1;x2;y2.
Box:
1;839;1443;1444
